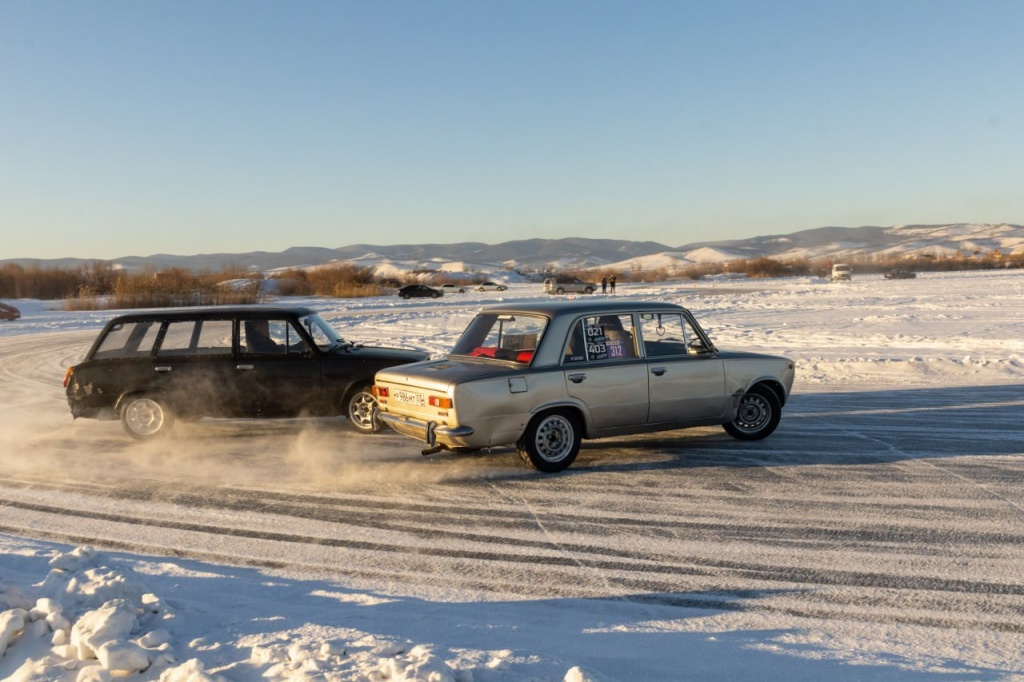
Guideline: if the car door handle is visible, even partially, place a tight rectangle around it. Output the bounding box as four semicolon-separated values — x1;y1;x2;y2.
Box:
650;366;667;376
154;366;172;373
568;373;586;384
236;364;255;371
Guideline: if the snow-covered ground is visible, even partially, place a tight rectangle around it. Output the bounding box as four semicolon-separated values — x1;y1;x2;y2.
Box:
1;270;1023;681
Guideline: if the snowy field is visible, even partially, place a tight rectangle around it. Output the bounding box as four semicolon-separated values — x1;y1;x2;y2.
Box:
1;270;1023;681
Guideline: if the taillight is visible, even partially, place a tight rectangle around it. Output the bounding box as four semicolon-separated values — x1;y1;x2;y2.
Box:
62;367;73;388
373;386;388;398
428;396;452;409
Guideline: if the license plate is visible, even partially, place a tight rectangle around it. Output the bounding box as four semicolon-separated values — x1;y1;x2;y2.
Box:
393;389;426;406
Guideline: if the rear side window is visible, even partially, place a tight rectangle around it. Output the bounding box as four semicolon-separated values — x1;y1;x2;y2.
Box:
92;320;160;359
563;314;637;363
157;320;233;356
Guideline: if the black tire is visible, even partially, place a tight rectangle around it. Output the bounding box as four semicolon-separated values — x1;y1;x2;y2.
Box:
516;409;581;472
584;287;594;294
555;287;565;295
402;294;411;299
347;385;381;434
723;384;782;440
433;292;441;298
120;394;174;440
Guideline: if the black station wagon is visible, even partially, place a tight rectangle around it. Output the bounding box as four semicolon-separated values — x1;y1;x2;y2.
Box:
64;306;428;439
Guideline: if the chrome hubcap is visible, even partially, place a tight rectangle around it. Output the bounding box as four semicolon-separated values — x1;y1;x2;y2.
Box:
125;399;164;436
350;393;377;429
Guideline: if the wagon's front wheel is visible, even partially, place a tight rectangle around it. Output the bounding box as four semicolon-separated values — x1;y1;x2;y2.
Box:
517;409;581;472
347;385;381;433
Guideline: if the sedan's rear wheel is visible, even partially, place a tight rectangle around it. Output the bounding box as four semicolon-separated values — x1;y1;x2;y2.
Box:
347;385;381;433
723;384;781;440
517;409;581;472
121;395;174;440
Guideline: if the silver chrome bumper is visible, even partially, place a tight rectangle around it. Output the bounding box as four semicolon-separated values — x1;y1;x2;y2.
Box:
377;412;475;447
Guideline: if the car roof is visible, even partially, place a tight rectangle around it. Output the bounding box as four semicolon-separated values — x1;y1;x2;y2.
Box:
104;305;319;322
477;300;689;317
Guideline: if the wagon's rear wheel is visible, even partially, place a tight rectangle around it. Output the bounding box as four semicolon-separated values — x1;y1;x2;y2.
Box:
121;394;174;440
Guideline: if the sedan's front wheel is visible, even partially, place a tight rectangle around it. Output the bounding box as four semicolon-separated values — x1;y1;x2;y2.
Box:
723;384;781;440
347;385;381;433
517;409;581;472
121;394;174;440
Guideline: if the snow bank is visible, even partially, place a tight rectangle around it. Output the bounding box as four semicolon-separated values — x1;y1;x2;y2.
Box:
1;545;596;681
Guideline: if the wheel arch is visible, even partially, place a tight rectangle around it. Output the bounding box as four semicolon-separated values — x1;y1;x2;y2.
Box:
522;400;590;439
750;379;788;407
114;389;174;415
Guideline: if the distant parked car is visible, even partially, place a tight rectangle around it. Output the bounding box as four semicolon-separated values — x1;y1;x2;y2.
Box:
0;302;20;320
375;300;795;472
544;276;597;295
884;269;917;279
440;284;466;293
476;281;507;292
398;285;443;299
63;306;428;439
830;264;853;281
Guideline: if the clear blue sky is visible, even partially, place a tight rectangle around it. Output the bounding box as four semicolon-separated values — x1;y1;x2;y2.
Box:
3;1;1023;260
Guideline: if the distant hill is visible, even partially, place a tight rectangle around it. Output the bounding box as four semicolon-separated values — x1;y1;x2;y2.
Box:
4;224;1022;275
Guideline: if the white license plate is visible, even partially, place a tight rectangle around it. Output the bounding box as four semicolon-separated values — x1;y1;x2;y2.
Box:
393;389;426;406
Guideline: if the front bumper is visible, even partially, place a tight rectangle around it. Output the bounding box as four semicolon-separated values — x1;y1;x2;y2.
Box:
377;412;475;448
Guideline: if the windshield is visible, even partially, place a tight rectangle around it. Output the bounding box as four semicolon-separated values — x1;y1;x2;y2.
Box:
451;313;547;364
300;313;345;351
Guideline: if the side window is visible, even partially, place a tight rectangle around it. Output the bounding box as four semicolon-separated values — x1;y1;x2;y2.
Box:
640;313;686;357
640;313;703;357
157;321;199;356
157;320;232;356
194;320;233;354
563;320;587;363
241;319;308;355
563;314;637;364
92;321;159;359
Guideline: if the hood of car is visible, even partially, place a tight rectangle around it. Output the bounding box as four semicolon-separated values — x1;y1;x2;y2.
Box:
333;346;429;362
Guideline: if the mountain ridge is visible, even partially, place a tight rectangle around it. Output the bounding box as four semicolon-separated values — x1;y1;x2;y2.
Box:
4;224;1022;274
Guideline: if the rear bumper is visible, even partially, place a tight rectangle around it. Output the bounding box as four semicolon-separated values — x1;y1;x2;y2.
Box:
377;412;474;448
68;397;117;420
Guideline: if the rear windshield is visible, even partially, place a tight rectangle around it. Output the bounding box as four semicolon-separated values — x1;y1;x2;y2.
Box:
451;313;548;364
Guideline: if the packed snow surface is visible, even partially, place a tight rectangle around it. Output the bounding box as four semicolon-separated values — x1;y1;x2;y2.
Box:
1;270;1023;680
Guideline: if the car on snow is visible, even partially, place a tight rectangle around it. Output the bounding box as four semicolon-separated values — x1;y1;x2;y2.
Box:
543;276;597;295
884;269;917;279
398;285;443;299
830;264;853;281
374;300;795;472
476;281;507;291
64;306;428;440
439;284;466;293
0;302;21;320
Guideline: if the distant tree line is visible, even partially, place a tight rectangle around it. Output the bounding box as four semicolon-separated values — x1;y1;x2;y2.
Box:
2;251;1020;309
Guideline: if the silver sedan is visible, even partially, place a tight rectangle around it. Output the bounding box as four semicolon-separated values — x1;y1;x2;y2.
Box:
374;300;795;472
